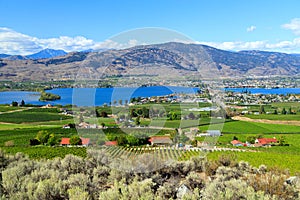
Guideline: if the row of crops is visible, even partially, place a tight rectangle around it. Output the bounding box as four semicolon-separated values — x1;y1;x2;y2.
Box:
105;146;210;161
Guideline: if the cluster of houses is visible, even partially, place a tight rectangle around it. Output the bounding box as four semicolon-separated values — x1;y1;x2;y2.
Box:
231;137;278;147
224;91;300;105
63;122;98;129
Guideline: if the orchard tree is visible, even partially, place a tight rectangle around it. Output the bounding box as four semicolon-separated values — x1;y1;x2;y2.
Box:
69;135;82;145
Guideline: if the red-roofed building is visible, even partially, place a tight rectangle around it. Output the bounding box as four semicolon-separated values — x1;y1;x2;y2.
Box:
60;137;90;146
105;141;118;146
149;136;172;146
231;140;244;146
81;138;90;146
255;138;277;146
61;138;70;146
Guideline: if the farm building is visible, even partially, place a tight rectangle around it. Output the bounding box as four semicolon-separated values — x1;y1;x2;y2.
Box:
231;140;244;146
197;130;221;137
60;137;90;146
105;141;118;146
149;136;172;146
255;138;277;146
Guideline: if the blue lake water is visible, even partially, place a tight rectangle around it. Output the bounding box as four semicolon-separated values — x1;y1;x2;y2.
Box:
1;87;299;106
0;86;198;106
225;88;300;95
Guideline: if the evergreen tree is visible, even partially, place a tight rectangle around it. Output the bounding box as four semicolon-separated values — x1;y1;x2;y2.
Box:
20;100;25;107
282;108;287;115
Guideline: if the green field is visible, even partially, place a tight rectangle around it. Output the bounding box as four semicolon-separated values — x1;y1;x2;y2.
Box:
0;105;25;112
200;120;300;133
0;108;72;123
207;151;300;175
0;103;300;175
272;102;300;109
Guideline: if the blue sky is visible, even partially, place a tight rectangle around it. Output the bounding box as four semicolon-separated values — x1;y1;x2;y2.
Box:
1;0;300;54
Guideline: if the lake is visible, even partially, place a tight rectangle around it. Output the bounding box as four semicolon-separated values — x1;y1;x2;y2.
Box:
1;87;299;106
0;86;198;106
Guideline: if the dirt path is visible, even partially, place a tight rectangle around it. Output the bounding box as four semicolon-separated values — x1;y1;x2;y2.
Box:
232;116;300;126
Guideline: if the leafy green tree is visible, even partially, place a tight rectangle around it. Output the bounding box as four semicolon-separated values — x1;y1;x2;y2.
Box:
101;111;108;117
170;129;179;144
47;134;58;146
69;135;82;145
20;100;25;107
273;109;278;114
178;134;189;144
288;107;293;114
30;139;40;146
256;134;264;139
118;99;123;105
126;135;139;146
246;136;256;144
168;112;177;120
36;130;50;145
130;109;137;117
96;109;101;117
11;101;18;107
142;107;149;118
259;105;265;114
282;108;287;115
116;135;127;146
278;135;286;146
135;116;141;126
79;113;84;123
188;112;195;119
130;97;136;103
97;136;106;146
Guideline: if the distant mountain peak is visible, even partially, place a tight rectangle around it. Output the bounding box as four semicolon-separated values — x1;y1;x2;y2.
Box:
26;49;67;59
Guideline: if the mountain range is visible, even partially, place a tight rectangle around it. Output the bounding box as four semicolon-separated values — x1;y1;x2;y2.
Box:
0;49;67;60
0;42;300;81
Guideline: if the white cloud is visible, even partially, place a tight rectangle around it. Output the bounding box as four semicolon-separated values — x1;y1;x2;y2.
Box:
246;25;256;32
198;39;300;53
0;27;157;55
282;18;300;35
2;27;300;55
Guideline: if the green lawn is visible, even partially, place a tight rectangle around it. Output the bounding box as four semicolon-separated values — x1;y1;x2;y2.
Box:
200;120;300;133
0;106;25;112
272;102;300;109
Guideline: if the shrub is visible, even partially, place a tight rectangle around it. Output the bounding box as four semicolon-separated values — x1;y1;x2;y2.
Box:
4;140;14;147
30;139;41;146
